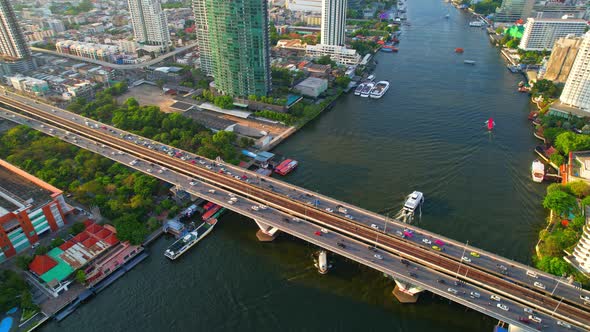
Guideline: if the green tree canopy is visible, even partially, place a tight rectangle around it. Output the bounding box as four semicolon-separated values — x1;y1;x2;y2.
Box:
543;190;577;216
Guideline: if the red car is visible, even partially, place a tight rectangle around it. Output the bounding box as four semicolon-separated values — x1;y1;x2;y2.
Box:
314;231;322;236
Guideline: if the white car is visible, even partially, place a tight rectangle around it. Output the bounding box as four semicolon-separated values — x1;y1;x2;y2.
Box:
230;197;238;202
447;288;458;295
234;175;241;180
370;224;380;230
189;181;197;186
228;193;236;198
208;189;215;193
422;238;432;245
469;292;480;299
251;206;259;211
374;254;383;260
345;214;354;220
580;295;590;302
157;169;163;174
523;307;533;314
40;124;45;128
206;165;212;170
496;303;509;311
259;205;268;210
528;315;542;323
325;208;334;213
199;160;206;165
146;169;152;173
533;281;546;290
227;200;235;205
320;228;328;234
557;321;571;329
490;295;501;301
461;256;471;263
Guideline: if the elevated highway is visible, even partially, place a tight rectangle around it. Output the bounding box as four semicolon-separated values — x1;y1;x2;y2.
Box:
1;93;589;331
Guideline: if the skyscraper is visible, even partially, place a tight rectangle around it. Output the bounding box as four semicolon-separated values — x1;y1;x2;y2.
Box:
0;0;31;59
127;0;170;52
192;0;213;76
494;0;535;23
559;32;590;112
320;0;347;46
204;0;271;97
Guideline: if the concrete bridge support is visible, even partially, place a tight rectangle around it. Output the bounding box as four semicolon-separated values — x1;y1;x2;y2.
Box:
392;278;424;303
254;219;280;242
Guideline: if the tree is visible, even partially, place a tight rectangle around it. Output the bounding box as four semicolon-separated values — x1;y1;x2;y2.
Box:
335;76;351;89
50;237;65;248
315;55;336;67
550;153;564;166
114;214;148;245
506;38;520;49
531;79;559;98
0;270;28;312
15;255;33;270
568;181;590;198
214;95;234;109
34;246;48;256
536;256;572;277
69;222;86;235
75;270;86;284
543;190;577;216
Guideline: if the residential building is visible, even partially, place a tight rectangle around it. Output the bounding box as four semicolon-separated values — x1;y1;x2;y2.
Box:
205;0;271;97
47;19;66;33
541;34;583;83
559;31;590;111
127;0;170;52
518;17;587;51
118;39;138;53
191;0;213;76
8;75;49;95
321;0;347;46
285;0;322;13
533;0;587;19
294;77;327;97
567;205;590;275
276;39;307;50
494;0;535;23
56;40;121;63
304;14;322;26
0;0;32;59
0;159;71;264
306;44;361;65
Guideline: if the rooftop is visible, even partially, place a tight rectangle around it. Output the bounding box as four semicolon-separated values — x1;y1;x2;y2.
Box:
0;159;62;215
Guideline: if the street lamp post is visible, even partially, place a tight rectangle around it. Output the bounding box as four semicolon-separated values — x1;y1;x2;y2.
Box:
455;240;469;280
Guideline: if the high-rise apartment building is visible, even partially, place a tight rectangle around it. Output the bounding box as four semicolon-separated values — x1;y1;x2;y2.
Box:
560;32;590;111
0;0;31;59
320;0;347;46
192;0;213;76
541;35;582;83
519;17;587;51
494;0;535;23
204;0;271;97
570;206;590;274
127;0;170;52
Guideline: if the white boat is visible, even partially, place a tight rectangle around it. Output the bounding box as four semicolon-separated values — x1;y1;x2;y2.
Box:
369;81;390;99
531;160;544;183
360;82;374;97
366;74;376;82
469;21;485;27
464;60;476;65
164;214;221;260
354;83;366;96
403;191;424;213
445;13;450;18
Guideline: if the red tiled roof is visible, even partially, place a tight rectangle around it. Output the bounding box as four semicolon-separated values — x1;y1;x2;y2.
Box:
83;219;95;227
104;233;119;246
59;240;75;251
29;255;57;275
72;231;90;243
86;223;103;234
82;237;98;248
96;228;112;239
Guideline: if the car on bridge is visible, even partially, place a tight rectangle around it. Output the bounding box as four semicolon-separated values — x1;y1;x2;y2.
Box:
557;320;572;328
461;256;471;263
496;303;509;311
470;251;480;257
370;224;379;230
314;231;322;236
431;245;441;251
374;254;383;260
422;238;432;245
528;315;542;323
533;281;546;290
490;295;501;301
469;291;480;299
447;288;458;295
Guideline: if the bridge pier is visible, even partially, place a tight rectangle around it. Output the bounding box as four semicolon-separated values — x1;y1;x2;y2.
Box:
254;219;280;242
392;278;424;303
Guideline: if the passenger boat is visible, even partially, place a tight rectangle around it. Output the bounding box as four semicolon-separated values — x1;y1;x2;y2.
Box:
464;60;476;65
354;83;366;96
403;191;424;213
369;81;390;99
531;160;545;183
469;21;485;27
360;82;374;97
275;159;298;176
164;205;225;260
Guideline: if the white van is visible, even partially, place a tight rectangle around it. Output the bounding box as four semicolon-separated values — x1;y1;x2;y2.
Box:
526;270;538;278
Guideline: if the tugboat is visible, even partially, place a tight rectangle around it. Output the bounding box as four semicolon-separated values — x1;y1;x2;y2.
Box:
531;160;545;183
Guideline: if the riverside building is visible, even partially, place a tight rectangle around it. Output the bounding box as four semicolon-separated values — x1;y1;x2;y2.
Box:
518;17;587;51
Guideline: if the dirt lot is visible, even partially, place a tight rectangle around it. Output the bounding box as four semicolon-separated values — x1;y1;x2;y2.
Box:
117;84;177;113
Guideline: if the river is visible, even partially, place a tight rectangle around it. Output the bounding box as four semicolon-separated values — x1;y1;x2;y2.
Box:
43;0;546;331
